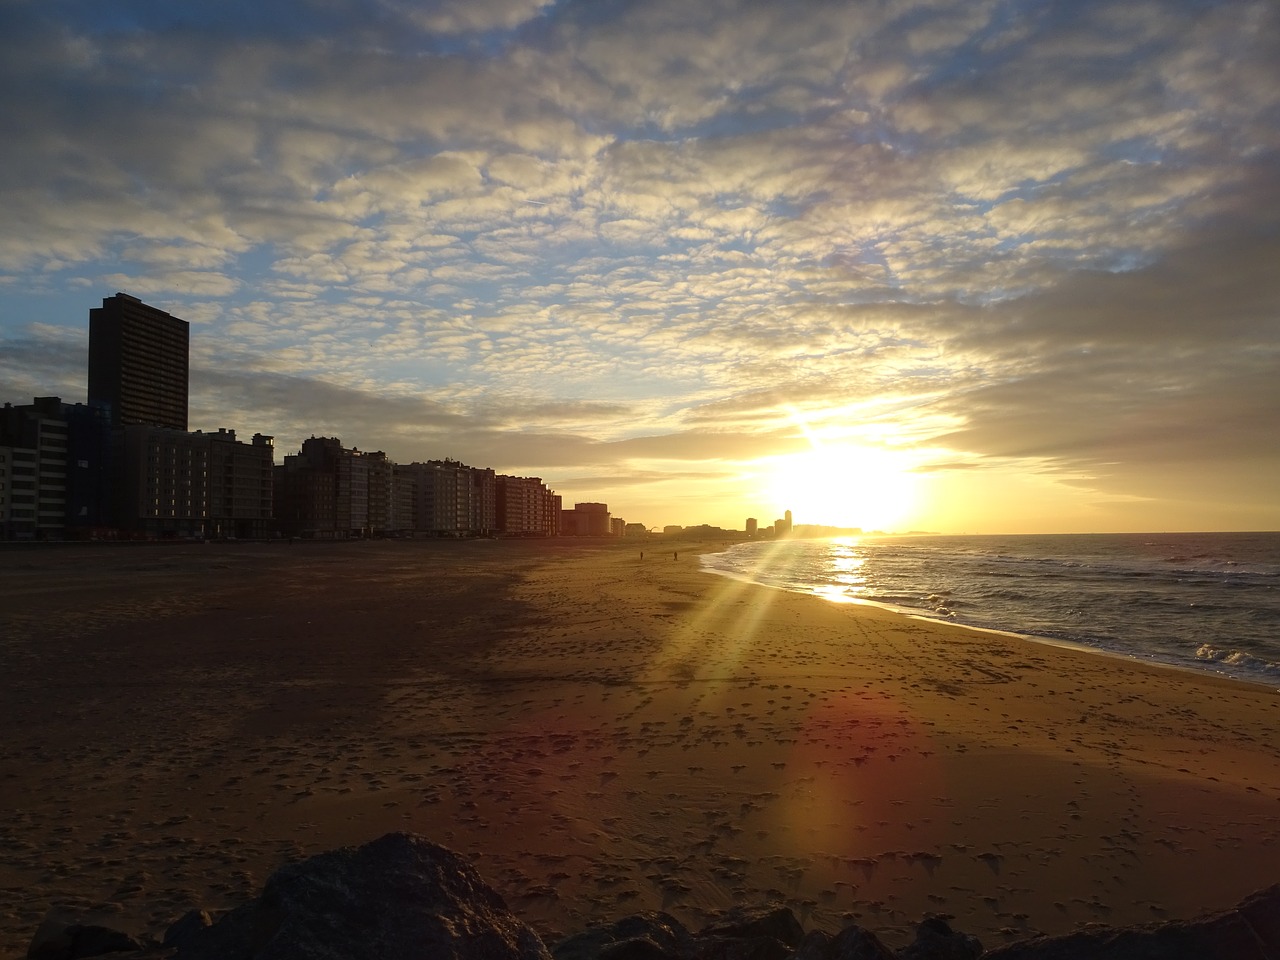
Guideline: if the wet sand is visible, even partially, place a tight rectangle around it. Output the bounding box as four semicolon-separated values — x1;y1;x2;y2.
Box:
1;539;1278;956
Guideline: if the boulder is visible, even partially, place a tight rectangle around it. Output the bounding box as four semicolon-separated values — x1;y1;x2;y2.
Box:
692;905;807;960
697;906;806;950
27;921;143;960
983;883;1280;960
552;911;692;960
807;924;895;960
897;917;982;960
162;910;213;952
175;832;551;960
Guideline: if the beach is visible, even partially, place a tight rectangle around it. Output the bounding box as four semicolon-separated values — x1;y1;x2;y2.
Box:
1;539;1278;957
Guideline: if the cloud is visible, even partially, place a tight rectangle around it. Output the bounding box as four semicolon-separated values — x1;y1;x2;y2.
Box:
1;0;1278;529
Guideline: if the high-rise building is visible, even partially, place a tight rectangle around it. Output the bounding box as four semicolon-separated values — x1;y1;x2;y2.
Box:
88;292;189;430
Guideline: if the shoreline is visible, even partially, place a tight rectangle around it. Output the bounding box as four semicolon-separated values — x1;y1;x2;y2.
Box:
3;539;1279;956
695;536;1280;693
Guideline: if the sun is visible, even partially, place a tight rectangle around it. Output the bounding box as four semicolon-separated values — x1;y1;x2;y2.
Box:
758;442;921;532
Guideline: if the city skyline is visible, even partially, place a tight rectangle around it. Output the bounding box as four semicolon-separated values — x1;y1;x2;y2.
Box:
1;1;1277;534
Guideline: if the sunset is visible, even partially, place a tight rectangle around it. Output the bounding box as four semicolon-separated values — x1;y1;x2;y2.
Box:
3;3;1280;960
2;0;1277;532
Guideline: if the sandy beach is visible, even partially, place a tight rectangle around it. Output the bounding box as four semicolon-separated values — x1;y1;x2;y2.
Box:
1;539;1277;957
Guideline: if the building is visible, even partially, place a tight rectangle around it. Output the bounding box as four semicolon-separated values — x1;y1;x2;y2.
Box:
775;509;793;536
274;437;394;538
109;424;273;538
88;293;190;431
390;463;418;535
275;437;343;538
746;517;758;537
366;451;393;537
0;398;70;540
496;475;560;537
207;430;274;539
64;401;115;535
562;501;611;537
116;425;211;538
397;460;496;537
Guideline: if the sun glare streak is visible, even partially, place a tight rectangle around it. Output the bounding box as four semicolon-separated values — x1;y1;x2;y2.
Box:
649;537;835;685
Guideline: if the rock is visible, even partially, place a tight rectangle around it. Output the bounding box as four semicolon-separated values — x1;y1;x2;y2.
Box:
175;832;551;960
897;917;982;960
792;930;832;960
982;883;1280;960
162;911;212;951
808;924;895;960
552;911;692;960
697;906;806;950
27;921;143;960
691;905;807;960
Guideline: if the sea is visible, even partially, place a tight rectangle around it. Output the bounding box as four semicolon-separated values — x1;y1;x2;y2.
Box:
699;531;1280;689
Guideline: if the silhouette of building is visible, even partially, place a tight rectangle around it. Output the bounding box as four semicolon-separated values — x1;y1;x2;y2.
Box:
746;517;758;537
775;509;793;536
562;501;611;537
88;293;189;431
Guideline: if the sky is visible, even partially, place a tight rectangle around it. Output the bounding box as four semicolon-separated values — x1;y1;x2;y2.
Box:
1;0;1277;534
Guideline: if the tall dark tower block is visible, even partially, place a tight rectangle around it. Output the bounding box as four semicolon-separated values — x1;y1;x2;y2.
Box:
88;293;189;430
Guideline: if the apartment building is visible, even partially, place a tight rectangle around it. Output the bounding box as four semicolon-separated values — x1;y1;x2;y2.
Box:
496;475;560;537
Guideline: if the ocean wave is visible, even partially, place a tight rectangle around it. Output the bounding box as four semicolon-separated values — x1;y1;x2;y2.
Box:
1194;643;1280;678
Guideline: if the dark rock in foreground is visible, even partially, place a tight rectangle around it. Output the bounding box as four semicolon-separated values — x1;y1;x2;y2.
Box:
981;882;1280;959
26;832;1280;960
170;832;550;960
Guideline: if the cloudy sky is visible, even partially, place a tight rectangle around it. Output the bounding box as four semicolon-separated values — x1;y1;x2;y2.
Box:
2;0;1277;533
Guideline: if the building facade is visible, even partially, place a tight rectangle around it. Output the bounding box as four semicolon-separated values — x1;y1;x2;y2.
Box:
110;425;273;538
399;460;496;537
275;437;390;538
0;398;69;540
496;475;560;537
88;293;190;431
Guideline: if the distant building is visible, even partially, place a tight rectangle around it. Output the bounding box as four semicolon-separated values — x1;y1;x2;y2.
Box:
563;501;611;537
663;525;683;535
746;517;758;537
88;293;189;431
623;522;647;537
